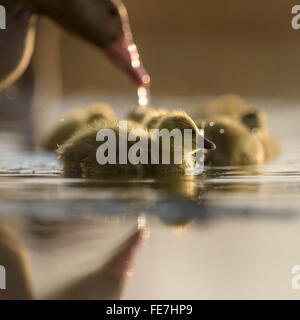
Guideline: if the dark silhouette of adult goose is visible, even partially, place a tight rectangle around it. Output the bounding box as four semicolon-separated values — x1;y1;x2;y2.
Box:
0;0;150;90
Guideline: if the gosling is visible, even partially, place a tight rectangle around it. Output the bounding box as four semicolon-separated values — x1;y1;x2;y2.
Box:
241;110;279;159
58;112;215;179
191;94;247;119
198;116;265;166
193;95;279;161
42;104;116;151
127;106;167;127
127;105;150;123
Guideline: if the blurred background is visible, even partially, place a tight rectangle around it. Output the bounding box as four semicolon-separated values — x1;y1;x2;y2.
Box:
1;0;300;146
33;0;300;98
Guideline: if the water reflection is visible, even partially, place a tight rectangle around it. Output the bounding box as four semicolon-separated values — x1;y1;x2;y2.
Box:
0;164;298;226
0;221;146;299
0;104;300;299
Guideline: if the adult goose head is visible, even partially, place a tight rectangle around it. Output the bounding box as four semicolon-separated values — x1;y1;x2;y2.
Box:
0;0;150;89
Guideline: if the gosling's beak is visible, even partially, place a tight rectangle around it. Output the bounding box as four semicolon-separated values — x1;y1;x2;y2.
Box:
196;129;216;150
104;32;150;87
204;137;216;150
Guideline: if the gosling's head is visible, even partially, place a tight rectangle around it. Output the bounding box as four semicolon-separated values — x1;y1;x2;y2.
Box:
158;112;216;151
143;108;167;129
31;0;149;86
203;116;265;166
241;108;266;132
127;105;151;123
86;104;116;123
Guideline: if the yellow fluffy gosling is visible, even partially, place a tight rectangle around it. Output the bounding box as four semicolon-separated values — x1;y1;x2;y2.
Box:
58;112;215;179
192;95;279;161
198;116;265;166
42;104;116;151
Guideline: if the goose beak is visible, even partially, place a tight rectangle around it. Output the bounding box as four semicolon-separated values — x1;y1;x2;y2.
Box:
104;32;150;87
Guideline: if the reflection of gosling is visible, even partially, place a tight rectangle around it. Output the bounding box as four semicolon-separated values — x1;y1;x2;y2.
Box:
58;112;215;178
0;225;34;300
199;116;265;166
42;104;116;151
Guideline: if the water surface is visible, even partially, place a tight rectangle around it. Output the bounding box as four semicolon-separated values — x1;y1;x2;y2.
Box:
0;97;300;299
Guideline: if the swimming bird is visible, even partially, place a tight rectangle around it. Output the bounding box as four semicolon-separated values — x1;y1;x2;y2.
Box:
191;94;268;130
241;109;266;131
155;111;216;151
191;94;250;120
252;128;279;160
129;107;216;150
232;107;278;159
198;116;265;166
57;120;148;178
240;109;279;159
143;110;216;152
42;103;116;151
0;0;150;90
192;95;279;162
57;112;216;179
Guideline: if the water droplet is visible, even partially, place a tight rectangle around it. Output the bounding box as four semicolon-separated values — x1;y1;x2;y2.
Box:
137;86;150;107
131;60;140;68
137;214;147;229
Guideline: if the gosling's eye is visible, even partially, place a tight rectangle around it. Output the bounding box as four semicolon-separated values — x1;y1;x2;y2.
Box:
109;7;118;17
